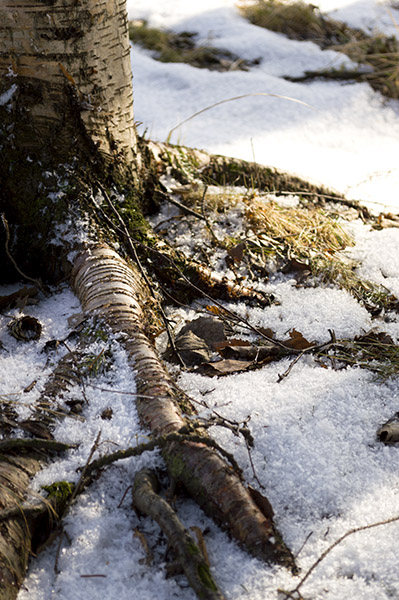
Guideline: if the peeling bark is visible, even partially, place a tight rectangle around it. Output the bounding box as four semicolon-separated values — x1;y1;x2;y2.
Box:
72;244;296;570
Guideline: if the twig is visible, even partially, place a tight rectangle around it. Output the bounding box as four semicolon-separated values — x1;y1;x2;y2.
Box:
200;186;221;245
83;431;242;482
94;183;187;369
244;437;264;489
277;330;337;382
1;213;47;295
281;515;399;599
163;191;205;221
55;431;102;574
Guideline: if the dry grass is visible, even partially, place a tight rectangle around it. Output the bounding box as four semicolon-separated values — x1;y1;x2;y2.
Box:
239;0;399;98
129;20;255;71
245;197;352;256
244;197;397;311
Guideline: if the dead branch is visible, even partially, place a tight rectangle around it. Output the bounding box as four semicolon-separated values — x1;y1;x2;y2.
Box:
132;468;225;600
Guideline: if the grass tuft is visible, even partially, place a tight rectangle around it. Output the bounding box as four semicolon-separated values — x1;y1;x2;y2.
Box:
129;20;256;71
244;197;397;311
239;0;399;98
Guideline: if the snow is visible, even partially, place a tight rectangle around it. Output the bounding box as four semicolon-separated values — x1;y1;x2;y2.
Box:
130;0;399;214
1;1;399;599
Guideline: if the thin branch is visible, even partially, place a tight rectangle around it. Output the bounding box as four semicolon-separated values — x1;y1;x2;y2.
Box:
83;431;243;482
1;213;47;295
281;515;399;599
163;191;205;221
94;183;187;369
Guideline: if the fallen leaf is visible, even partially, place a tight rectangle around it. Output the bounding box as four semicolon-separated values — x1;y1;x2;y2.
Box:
214;339;251;351
282;329;314;350
355;331;394;345
257;327;275;340
219;343;284;362
178;316;226;347
164;331;211;366
195;359;252;376
8;316;42;341
226;242;245;265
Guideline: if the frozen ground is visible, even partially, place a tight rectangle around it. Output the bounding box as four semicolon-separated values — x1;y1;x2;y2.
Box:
2;1;399;599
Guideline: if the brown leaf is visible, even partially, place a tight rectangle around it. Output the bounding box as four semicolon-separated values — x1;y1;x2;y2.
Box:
282;329;314;350
282;258;310;274
214;338;251;352
355;330;394;345
257;327;275;340
163;331;211;366
205;305;221;315
226;242;245;265
8;316;42;341
219;342;283;362
179;316;226;347
195;359;252;376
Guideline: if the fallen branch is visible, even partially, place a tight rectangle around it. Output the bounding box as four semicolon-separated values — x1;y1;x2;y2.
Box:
132;469;225;600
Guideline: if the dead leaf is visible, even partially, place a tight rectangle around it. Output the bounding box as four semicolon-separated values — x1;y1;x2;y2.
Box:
214;339;251;351
355;331;394;345
8;315;42;341
226;242;245;266
282;258;310;274
178;316;226;347
219;342;283;362
206;305;221;316
282;329;314;350
257;327;275;340
195;359;252;376
101;407;113;420
164;331;211;366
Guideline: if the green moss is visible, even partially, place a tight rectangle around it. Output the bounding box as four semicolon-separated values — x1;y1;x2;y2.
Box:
42;481;74;515
197;563;219;591
166;453;186;480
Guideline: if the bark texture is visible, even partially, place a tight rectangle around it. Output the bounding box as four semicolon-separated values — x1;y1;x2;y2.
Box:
72;244;296;569
0;454;42;598
0;0;137;165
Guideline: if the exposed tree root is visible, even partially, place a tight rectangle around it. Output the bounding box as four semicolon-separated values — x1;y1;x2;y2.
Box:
132;468;225;600
72;244;296;570
0;330;100;599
